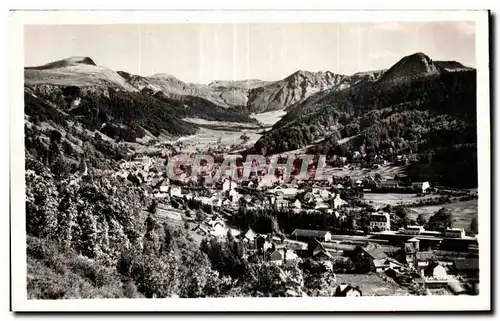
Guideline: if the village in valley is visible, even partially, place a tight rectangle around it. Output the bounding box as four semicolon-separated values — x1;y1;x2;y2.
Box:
112;134;479;297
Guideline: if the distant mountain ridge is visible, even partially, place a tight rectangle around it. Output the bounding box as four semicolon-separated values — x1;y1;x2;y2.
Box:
25;56;97;69
25;56;137;91
23;52;477;188
26;56;361;114
24;57;255;145
24;52;475;142
117;69;351;113
26;54;474;117
243;70;349;114
208;79;272;89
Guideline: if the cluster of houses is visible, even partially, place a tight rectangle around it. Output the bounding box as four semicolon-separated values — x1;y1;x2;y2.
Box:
282;226;479;296
235;226;365;296
192;213;229;238
129;159;352;215
236;228;337;265
328;151;420;170
117;153;431;219
261;185;348;211
355;174;431;194
122;152;478;296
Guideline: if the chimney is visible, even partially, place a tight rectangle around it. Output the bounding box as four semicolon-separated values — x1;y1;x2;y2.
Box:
283;249;287;264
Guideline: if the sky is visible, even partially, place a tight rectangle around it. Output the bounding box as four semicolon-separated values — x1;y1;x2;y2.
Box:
24;22;476;84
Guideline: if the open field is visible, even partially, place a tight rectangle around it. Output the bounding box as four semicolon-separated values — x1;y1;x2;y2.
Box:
251;110;287;126
173;114;293;153
362;192;437;207
184;117;261;129
362;192;478;230
334;273;409;296
406;199;478;230
173;124;262;153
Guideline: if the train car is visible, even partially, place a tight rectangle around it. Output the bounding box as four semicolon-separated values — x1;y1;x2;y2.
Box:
444;228;466;239
401;225;425;235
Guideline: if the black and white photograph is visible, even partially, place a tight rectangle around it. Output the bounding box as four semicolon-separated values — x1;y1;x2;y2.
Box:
9;10;491;312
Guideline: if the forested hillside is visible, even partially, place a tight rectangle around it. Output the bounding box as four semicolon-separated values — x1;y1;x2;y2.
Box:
151;91;258;123
26;85;198;140
251;55;477;187
23;64;317;299
255;70;475;151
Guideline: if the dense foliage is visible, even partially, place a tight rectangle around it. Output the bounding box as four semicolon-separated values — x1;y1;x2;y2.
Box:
26;86;197;141
154;92;257;123
425;207;454;232
25;166;236;298
231;207;357;235
252;71;477;188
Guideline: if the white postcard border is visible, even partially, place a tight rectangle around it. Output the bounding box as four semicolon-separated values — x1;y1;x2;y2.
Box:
9;9;490;312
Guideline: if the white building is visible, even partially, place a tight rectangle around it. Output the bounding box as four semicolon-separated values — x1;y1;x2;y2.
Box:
169;185;182;197
332;193;347;209
159;178;170;192
412;181;431;193
209;223;226;238
292;199;302;209
369;212;391;231
269;249;299;265
314;201;329;210
320;189;332;200
275;198;289;210
153;192;168;199
290;229;332;242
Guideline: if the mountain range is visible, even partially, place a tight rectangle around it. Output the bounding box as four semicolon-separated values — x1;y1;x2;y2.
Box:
26;57;356;114
25;53;473;115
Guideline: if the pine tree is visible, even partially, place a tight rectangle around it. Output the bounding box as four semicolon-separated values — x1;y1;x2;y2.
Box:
75;205;98;258
469;218;478;235
416;214;427;226
143;214;160;256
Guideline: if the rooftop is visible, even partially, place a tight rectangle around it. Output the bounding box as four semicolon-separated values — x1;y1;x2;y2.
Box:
361;243;388;260
291;229;331;238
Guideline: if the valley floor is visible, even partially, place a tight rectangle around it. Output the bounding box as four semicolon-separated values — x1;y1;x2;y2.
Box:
154;115;479;233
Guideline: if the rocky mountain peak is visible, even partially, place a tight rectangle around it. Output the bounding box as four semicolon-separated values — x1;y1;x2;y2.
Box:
380;52;439;82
